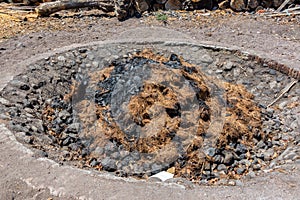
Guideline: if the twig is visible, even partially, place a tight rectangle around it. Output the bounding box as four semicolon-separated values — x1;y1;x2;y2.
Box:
8;6;36;11
265;11;300;17
282;6;300;12
267;80;298;107
276;0;291;12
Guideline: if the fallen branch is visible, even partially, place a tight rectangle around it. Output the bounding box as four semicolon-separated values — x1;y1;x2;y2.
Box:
267;80;298;107
35;0;114;17
276;0;291;12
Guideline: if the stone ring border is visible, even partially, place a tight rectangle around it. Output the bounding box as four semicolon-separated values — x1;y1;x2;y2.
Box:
0;37;299;199
1;38;299;92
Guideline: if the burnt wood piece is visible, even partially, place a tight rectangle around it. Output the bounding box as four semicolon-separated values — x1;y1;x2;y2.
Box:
35;0;115;17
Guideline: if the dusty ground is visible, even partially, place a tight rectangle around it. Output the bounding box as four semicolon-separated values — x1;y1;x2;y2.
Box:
0;2;300;200
1;3;300;76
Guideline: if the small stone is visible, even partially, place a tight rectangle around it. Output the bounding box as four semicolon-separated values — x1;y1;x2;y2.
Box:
0;97;10;105
212;171;220;178
269;81;277;89
266;107;274;117
239;153;246;159
281;134;290;141
283;152;298;160
57;56;66;62
0;113;9;120
110;152;120;159
69;143;80;151
231;160;239;168
66;123;81;133
79;48;87;53
256;141;266;149
263;148;274;161
90;159;100;167
223;151;234;165
148;177;162;182
235;179;243;186
24;136;33;144
92;147;104;156
101;158;117;171
167;167;175;174
236;143;247;155
272;140;281;146
290;96;299;102
256;151;264;159
16;42;25;48
34;150;48;158
252;164;261;170
20;84;30;90
151;163;162;174
119;150;129;157
236;167;246;175
290;120;299;131
92;61;99;67
215;69;223;74
11;124;29;133
217;164;227;172
213;154;224;163
228;180;236;186
62;137;71;146
104;142;117;153
204;162;211;170
269;69;277;75
269;160;277;168
217;178;228;185
81;148;89;157
199;54;214;64
246;171;256;179
87;53;95;60
205;147;216;157
278;101;288;110
276;75;284;82
58;110;71;120
223;61;235;71
239;159;251;167
30;125;38;132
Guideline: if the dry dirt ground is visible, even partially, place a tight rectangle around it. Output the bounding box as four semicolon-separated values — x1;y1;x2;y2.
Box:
0;3;300;200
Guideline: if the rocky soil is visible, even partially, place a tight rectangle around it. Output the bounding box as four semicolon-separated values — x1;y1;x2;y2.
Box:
0;2;300;199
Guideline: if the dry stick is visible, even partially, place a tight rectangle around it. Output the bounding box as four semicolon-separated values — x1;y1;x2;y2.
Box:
266;11;300;17
283;6;300;12
267;80;298;108
276;0;291;12
35;0;114;17
8;6;36;11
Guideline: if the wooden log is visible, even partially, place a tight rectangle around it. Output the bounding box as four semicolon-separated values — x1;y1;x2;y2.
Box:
165;0;182;10
35;0;115;17
230;0;246;11
134;0;149;13
247;0;259;9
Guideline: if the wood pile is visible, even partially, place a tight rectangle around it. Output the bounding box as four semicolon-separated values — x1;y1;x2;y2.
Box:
2;0;299;20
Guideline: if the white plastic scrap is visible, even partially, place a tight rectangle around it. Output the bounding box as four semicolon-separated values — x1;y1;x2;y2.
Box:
150;171;174;182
